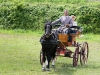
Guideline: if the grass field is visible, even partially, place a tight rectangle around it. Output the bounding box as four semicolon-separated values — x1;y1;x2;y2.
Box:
0;30;100;75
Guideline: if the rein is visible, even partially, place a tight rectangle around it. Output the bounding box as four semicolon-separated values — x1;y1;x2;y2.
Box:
44;32;53;38
50;32;53;35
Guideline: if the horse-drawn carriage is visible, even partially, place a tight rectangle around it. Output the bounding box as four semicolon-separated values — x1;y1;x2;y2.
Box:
56;29;89;67
40;22;89;71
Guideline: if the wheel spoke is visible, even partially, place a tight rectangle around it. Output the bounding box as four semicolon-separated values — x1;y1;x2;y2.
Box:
40;50;43;65
80;42;89;65
73;47;79;67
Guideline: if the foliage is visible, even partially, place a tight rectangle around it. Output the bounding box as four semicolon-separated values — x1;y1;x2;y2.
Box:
73;5;100;33
0;1;63;30
0;0;100;33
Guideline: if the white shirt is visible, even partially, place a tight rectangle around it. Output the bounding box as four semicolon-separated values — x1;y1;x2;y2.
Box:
73;21;77;26
51;16;73;27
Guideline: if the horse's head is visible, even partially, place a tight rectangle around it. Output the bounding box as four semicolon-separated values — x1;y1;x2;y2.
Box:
44;21;52;38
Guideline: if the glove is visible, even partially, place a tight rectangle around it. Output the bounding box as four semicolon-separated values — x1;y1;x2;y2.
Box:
66;24;69;28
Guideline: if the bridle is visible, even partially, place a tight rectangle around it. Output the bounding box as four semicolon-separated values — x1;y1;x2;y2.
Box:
44;22;52;38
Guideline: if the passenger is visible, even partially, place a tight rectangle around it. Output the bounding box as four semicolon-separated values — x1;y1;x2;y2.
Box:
71;15;83;38
68;15;78;33
71;15;77;26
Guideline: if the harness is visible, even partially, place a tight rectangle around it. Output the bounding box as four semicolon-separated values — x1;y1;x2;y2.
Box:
40;32;58;45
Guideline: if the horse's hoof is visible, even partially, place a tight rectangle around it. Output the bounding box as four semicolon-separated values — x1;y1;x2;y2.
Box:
46;65;48;68
46;68;50;71
42;67;46;71
52;65;55;68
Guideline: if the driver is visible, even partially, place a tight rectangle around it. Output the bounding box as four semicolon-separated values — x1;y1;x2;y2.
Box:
51;10;73;44
51;10;73;34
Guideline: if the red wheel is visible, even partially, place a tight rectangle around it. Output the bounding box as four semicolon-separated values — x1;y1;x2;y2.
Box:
80;42;89;65
73;47;79;67
40;50;43;65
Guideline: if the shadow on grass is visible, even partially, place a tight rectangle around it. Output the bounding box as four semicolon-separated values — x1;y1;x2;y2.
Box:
54;62;77;75
77;63;100;70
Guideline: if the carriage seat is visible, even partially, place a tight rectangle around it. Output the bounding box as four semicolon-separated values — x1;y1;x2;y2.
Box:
68;26;81;37
68;33;77;37
69;29;81;36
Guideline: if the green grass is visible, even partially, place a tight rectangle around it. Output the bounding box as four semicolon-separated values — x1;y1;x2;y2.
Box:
0;30;100;75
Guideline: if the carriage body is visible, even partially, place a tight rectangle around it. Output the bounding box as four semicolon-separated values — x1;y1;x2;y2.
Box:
54;26;89;66
58;34;76;46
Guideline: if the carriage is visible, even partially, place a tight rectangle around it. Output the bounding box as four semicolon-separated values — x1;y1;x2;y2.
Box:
40;24;89;69
55;26;89;67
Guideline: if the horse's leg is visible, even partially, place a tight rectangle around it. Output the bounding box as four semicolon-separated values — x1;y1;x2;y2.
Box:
52;46;57;68
45;58;48;67
52;57;55;67
51;54;56;69
42;50;46;71
46;51;51;71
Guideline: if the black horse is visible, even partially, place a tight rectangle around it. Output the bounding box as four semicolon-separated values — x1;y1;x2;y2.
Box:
40;21;58;71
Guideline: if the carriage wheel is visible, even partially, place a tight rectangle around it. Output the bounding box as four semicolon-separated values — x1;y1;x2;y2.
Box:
80;42;89;65
73;47;79;67
40;50;43;65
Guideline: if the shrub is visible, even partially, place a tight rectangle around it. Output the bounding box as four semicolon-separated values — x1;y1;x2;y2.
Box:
0;2;62;30
69;5;100;33
0;1;100;33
